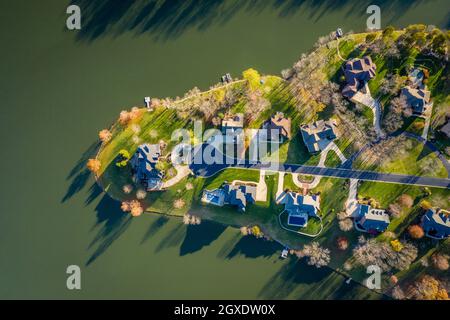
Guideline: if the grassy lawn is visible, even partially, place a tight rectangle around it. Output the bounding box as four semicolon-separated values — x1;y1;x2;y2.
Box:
354;136;448;178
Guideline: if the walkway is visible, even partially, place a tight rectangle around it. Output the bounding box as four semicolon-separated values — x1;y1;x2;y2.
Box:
161;165;192;189
351;85;382;138
292;141;347;189
345;179;359;217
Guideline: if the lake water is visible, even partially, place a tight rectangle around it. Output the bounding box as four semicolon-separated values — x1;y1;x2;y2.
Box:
0;0;448;299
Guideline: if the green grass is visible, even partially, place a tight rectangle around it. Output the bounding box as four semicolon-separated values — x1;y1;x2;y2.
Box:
354;137;448;178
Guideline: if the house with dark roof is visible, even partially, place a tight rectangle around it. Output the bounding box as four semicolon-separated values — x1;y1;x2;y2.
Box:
342;56;377;99
300;120;337;153
260;112;291;143
421;209;450;240
223;184;257;212
401;86;432;117
130;144;163;191
284;192;320;228
221;113;244;144
354;204;390;234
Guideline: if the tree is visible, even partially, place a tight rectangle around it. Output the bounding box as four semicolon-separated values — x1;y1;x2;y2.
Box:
382;26;395;39
99;129;112;143
406;275;449;300
86;158;101;174
301;242;331;268
391;286;405;300
353;238;418;272
122;184;133;194
136;189;147;200
242;68;261;91
408;225;425;239
336;237;349;250
173;198;186;209
129;200;143;217
398;194;414;208
250;225;264;238
431;253;449;271
420;200;432;210
388;203;402;218
339;218;354;232
365;33;376;43
119;110;131;125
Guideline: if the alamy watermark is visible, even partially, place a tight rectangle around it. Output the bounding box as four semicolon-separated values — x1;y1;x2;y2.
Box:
366;5;381;30
66;265;81;290
365;265;382;290
66;5;81;30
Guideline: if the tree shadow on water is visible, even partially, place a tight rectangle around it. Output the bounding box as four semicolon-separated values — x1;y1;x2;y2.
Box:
86;194;132;266
62;141;100;203
179;220;227;256
258;259;335;299
223;236;282;259
71;0;427;43
140;215;170;244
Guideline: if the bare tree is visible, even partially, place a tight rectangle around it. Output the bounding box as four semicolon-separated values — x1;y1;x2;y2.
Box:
301;242;331;268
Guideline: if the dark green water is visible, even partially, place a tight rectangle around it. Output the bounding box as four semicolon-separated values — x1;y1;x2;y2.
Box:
0;0;448;299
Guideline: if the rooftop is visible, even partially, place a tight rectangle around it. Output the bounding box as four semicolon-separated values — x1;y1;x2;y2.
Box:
401;86;431;115
300;120;337;153
262;112;291;141
342;56;376;98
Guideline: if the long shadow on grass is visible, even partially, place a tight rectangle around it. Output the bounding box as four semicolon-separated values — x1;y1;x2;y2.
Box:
86;194;132;266
179;220;227;256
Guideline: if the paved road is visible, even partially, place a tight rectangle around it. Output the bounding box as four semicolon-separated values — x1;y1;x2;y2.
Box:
189;144;450;189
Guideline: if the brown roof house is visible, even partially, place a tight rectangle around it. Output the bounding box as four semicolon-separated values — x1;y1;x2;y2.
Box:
342;56;377;99
300;120;337;153
260;112;291;143
401;86;432;117
221;113;244;144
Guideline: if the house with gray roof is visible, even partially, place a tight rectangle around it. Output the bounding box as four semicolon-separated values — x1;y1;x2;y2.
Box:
130;144;163;191
342;56;377;99
401;86;432;117
354;204;390;234
284;192;320;228
300;120;337;153
421;209;450;240
223;184;257;212
202;183;257;212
